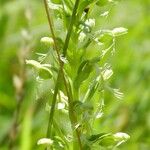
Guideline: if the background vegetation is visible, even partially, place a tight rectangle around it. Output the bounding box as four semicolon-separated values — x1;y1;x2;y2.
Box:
0;0;150;149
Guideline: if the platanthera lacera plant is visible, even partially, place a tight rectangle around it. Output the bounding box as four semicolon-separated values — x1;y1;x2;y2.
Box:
27;0;130;149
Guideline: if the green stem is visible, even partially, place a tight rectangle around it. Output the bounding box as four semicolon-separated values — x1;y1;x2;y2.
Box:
74;87;79;101
62;0;80;56
62;75;82;150
46;70;61;138
43;0;62;65
43;0;82;149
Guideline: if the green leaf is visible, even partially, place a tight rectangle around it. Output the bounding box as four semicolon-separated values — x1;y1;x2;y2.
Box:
26;60;53;79
96;0;109;7
73;60;94;89
62;0;73;11
73;101;93;114
38;68;52;79
88;133;111;142
87;132;130;148
83;75;101;102
99;136;116;147
51;0;61;4
99;132;129;148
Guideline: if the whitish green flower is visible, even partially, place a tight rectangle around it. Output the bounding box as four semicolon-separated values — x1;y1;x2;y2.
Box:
85;18;95;28
79;32;86;42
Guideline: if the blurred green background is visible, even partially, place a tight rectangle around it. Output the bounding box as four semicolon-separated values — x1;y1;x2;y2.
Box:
0;0;150;149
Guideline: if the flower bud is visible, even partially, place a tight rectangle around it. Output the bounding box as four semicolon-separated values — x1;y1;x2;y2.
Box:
37;138;53;145
40;37;54;46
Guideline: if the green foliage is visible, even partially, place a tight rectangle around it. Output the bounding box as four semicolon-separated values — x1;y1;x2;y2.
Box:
0;0;150;150
25;0;130;149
